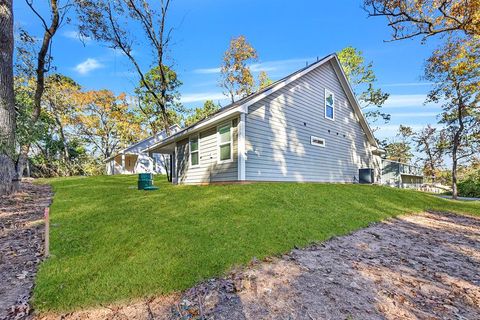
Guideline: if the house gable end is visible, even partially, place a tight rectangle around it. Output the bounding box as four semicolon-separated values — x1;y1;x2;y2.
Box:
244;58;377;182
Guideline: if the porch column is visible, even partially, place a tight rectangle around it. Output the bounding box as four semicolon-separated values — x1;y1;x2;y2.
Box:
173;143;178;184
121;153;125;174
169;154;173;182
237;112;246;181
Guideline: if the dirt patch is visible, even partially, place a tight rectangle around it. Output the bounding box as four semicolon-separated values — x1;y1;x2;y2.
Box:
173;211;480;319
35;211;480;319
0;182;52;320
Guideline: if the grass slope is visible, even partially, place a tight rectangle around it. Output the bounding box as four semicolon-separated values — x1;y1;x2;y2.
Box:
34;175;480;312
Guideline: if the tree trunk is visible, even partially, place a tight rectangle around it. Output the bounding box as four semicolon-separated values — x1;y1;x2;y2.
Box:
451;99;465;200
16;0;60;179
55;115;71;174
429;162;435;184
15;143;32;179
0;0;17;195
451;149;458;199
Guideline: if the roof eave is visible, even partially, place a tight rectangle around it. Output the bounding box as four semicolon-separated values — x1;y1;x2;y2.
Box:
145;53;379;153
144;106;243;153
329;55;379;148
105;123;181;161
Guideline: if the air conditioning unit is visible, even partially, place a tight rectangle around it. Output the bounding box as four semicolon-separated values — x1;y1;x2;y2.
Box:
359;168;375;184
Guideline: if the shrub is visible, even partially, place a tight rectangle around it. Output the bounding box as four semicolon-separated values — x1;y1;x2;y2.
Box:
458;178;480;198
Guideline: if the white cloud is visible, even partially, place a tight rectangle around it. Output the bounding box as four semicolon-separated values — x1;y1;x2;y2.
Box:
392;111;439;118
249;57;314;73
74;58;104;75
375;124;440;139
63;30;91;43
181;92;226;103
191;80;218;88
193;67;221;74
382;82;434;87
111;70;137;77
382;94;438;108
192;57;314;75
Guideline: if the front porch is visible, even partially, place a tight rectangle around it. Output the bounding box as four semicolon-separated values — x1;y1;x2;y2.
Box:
106;153;138;175
147;142;176;183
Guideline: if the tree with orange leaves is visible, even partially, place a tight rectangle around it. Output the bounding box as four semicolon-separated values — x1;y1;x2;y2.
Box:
220;36;258;103
43;74;82;165
75;90;144;160
364;0;479;41
424;37;480;198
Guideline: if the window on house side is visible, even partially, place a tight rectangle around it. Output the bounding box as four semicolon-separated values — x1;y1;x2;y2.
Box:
218;123;232;162
310;136;326;147
190;135;199;166
325;89;334;120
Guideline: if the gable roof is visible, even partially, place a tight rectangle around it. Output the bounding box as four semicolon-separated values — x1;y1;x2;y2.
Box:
105;124;180;161
145;53;379;153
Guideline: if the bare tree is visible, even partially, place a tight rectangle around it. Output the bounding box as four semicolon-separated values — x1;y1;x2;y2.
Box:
384;125;414;163
413;125;447;183
76;0;180;181
15;0;71;178
0;0;17;195
76;0;177;134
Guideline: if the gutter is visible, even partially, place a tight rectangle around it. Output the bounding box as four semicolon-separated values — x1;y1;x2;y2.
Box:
143;106;243;153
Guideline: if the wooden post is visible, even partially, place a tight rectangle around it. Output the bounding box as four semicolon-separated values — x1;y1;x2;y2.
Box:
44;207;50;257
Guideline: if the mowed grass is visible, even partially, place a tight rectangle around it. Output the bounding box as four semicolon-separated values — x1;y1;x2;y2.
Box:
33;175;480;312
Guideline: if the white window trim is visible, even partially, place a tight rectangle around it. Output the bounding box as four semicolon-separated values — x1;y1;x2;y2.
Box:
217;120;233;164
324;88;335;121
189;134;200;168
310;136;326;147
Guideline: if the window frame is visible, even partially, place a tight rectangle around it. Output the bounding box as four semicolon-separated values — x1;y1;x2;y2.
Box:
217;120;233;164
189;134;200;168
310;136;326;147
324;88;335;121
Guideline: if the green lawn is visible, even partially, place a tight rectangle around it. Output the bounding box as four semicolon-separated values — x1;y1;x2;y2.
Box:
34;175;480;312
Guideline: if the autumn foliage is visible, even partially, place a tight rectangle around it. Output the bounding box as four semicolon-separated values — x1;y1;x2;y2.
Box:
220;36;258;103
364;0;480;41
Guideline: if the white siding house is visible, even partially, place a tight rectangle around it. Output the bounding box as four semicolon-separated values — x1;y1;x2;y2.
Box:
105;125;180;175
145;54;384;184
381;159;424;189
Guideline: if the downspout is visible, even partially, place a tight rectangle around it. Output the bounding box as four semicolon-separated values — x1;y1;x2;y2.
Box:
238;107;247;181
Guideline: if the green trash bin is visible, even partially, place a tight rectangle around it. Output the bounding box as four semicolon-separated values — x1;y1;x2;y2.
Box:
138;173;153;190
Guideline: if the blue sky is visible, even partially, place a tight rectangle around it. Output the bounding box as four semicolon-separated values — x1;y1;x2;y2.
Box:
14;0;444;140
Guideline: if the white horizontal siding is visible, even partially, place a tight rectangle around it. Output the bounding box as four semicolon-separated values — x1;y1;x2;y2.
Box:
177;117;238;184
245;60;374;182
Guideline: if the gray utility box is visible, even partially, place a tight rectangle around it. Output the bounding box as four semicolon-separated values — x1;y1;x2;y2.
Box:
359;168;375;184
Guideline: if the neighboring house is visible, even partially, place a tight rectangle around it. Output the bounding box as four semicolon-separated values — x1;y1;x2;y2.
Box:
381;159;424;189
105;125;180;175
144;54;384;184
